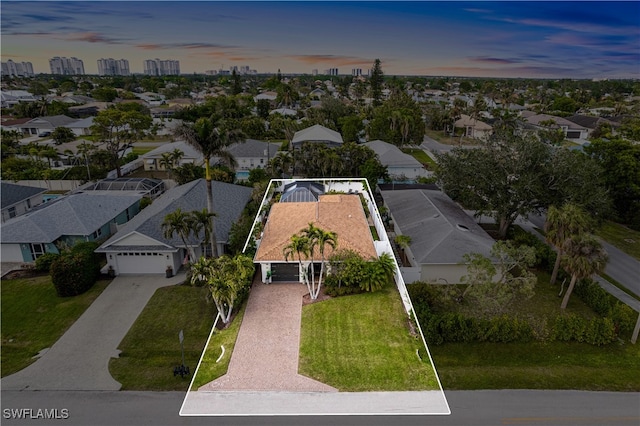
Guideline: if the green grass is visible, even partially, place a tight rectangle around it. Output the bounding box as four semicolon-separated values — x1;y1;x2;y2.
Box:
109;285;217;391
430;340;640;391
424;129;478;146
412;270;640;391
369;225;380;240
299;286;440;391
401;148;437;169
1;276;110;377
131;146;154;156
189;304;246;390
595;220;640;260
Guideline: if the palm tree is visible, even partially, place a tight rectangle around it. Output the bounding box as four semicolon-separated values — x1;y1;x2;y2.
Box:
190;208;216;257
283;234;310;288
544;203;592;285
206;254;255;324
304;224;337;299
360;252;396;292
173;117;245;257
560;234;608;309
162;208;195;264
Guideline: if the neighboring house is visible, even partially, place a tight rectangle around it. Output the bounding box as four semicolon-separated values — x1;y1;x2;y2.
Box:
269;107;297;116
65;116;94;136
96;179;253;275
1;182;46;223
1;90;37;108
291;124;344;149
523;113;589;140
254;191;378;283
254;91;277;102
142;141;204;171
309;88;326;99
381;188;495;284
13;115;77;136
1;193;143;262
565;114;620;138
454;114;493;140
67;102;111;118
363;140;430;181
226;139;282;175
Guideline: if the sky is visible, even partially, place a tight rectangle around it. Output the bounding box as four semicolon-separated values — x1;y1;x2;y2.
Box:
1;1;639;79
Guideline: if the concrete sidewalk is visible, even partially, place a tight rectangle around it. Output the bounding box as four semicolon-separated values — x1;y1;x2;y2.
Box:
1;272;186;391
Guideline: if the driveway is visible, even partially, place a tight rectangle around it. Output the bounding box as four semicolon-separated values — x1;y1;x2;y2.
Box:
1;272;186;391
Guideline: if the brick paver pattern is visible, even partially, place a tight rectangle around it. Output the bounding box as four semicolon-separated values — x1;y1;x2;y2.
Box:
198;281;337;392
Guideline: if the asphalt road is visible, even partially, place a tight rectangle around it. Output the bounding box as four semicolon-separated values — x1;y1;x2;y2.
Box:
527;213;640;298
2;390;638;426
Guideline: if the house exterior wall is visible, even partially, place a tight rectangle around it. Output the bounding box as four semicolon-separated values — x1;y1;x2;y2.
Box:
387;166;429;180
1;244;25;262
1;194;44;223
420;264;469;284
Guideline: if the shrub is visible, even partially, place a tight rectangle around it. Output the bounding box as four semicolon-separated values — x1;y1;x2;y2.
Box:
609;303;635;336
477;316;534;343
50;251;99;297
34;252;60;273
553;314;587;342
584;317;616;346
508;226;557;271
574;278;613;316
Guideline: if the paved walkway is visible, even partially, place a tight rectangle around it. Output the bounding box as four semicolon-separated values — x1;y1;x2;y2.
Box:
198;282;337;392
1;272;186;391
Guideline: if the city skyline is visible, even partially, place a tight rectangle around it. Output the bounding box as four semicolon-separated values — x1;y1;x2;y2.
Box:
1;1;639;79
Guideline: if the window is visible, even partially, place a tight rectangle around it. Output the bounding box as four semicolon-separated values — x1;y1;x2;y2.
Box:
30;243;46;260
92;228;103;239
8;206;16;218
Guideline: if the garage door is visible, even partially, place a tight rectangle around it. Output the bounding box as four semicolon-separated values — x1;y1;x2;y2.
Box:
270;263;300;282
566;131;581;139
115;252;167;274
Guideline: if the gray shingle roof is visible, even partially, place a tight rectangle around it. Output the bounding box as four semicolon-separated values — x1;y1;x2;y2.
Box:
1;182;46;208
381;189;494;264
227;139;282;158
363;140;424;168
97;179;253;251
1;193;142;243
291;124;343;145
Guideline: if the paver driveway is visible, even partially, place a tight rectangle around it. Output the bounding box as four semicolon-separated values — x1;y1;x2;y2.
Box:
198;282;337;392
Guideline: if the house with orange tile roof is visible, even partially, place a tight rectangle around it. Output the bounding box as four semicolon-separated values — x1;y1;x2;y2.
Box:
254;190;378;283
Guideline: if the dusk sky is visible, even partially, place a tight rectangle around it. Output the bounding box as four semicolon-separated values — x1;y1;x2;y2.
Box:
2;1;639;79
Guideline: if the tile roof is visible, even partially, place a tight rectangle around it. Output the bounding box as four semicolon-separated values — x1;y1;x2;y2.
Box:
381;189;494;264
97;179;253;251
454;114;493;130
255;194;377;262
1;182;46;208
1;193;142;243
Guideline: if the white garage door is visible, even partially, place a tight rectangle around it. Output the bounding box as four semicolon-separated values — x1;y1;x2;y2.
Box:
115;252;167;274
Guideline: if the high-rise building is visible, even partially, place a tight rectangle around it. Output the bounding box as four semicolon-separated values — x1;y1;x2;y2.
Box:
1;59;35;77
49;57;85;75
97;58;130;76
352;68;363;76
325;68;339;76
143;59;180;76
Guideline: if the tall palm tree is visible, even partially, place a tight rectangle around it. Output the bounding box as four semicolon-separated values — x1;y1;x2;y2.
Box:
162;208;195;264
544;203;592;285
560;234;608;309
283;234;310;288
305;224;337;299
190;208;216;257
173;117;245;257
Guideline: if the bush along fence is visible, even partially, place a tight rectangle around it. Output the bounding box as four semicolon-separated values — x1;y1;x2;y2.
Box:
409;278;635;347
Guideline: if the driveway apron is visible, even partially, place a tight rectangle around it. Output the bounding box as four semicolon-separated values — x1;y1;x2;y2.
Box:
1;273;185;391
198;282;337;392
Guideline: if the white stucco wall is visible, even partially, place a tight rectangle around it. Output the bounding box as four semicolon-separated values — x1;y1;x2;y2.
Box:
1;244;25;262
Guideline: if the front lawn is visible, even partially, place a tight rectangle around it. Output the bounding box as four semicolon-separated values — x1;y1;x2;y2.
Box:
299;286;440;391
109;285;216;391
401;148;437;170
1;276;110;377
409;270;640;391
596;220;640;260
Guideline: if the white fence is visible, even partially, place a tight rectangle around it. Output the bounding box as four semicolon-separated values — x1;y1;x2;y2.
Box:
12;180;86;191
